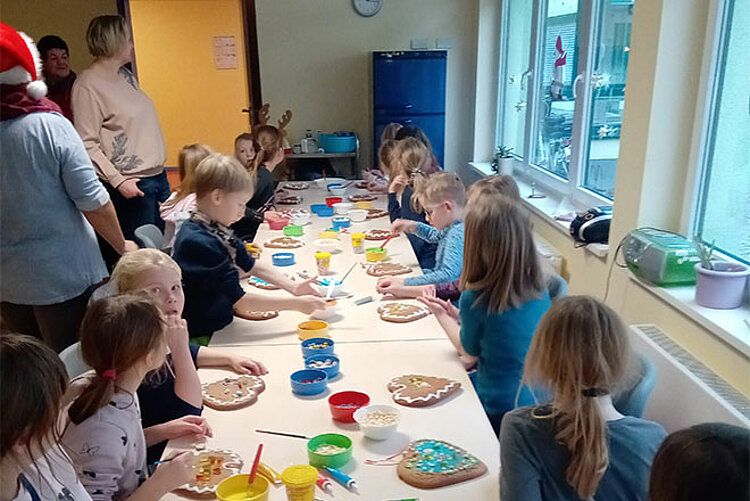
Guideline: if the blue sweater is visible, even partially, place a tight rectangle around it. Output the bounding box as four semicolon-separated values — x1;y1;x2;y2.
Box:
173;221;255;337
388;188;437;270
404;221;464;286
459;289;551;419
500;406;667;501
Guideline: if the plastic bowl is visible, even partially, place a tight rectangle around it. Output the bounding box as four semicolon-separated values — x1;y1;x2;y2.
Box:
317;206;334;217
318;230;339;240
313;239;341;254
325;197;343;208
319;133;357;153
348;209;368;222
268;218;289;230
332;216;351;229
305;354;340;379
216;474;269;501
290;369;328;396
365;247;387;262
353;405;400;441
301;337;334;358
283;225;303;237
315;177;346;189
310;204;327;214
297;320;329;340
310;300;340;320
272;252;295;267
355;200;374;209
312;280;343;298
333;202;355;215
307;433;353;468
328;391;370;423
290;212;310;226
327;184;347;196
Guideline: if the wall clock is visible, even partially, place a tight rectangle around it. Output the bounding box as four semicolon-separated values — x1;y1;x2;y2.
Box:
353;0;383;17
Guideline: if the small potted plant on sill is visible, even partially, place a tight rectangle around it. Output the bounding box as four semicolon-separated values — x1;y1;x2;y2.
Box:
491;146;514;177
693;238;750;309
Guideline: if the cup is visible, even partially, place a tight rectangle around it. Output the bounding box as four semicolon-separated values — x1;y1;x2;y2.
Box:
315;252;332;274
351;233;365;254
281;465;318;501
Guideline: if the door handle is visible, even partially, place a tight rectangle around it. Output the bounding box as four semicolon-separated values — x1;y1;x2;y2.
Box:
521;69;532;91
573;73;584;99
404;104;413;110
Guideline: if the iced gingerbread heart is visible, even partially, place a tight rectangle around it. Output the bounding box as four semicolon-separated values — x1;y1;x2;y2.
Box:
377;303;429;323
349;193;376;202
276;195;302;205
177;450;243;495
397;439;487;489
365;229;390;240
366;208;388;219
284;182;309;190
248;276;280;290
234;310;279;321
387;374;461;407
367;262;411;277
264;237;304;248
201;375;266;410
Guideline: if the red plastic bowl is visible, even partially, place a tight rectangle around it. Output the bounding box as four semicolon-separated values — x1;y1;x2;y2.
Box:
268;218;289;230
325;197;343;208
328;391;370;423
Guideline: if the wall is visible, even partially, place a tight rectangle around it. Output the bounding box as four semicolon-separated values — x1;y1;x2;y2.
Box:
2;0;117;72
129;0;250;167
255;0;479;172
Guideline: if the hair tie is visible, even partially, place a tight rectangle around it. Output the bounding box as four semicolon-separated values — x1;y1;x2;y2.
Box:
101;369;117;380
582;388;609;398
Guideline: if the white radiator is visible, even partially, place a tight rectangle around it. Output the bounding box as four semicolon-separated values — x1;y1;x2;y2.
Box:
629;324;750;432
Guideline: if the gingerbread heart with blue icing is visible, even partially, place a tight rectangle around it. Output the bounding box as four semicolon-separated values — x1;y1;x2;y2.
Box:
397;439;487;489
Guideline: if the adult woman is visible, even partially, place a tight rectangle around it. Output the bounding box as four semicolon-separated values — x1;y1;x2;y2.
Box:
72;15;169;262
0;22;136;353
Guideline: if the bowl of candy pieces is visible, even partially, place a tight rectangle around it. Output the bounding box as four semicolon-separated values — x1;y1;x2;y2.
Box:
353;405;401;440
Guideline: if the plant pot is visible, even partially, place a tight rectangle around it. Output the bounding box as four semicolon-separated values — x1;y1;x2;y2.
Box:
497;156;514;177
694;262;750;309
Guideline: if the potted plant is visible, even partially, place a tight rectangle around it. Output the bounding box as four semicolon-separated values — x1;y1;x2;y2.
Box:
693;238;750;309
491;146;515;176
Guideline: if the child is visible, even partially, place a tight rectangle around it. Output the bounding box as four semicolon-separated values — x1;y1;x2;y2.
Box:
389;172;466;287
172;153;325;342
419;195;550;430
381;122;403;143
388;138;438;269
111;249;267;463
500;296;667;501
394;125;441;173
160;143;213;247
649;423;749;501
365;139;397;194
63;295;201;500
1;334;91;500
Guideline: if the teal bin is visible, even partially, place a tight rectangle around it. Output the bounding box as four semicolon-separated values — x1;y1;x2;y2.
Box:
319;133;356;153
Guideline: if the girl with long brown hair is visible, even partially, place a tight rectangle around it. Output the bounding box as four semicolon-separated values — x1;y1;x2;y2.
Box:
500;296;666;500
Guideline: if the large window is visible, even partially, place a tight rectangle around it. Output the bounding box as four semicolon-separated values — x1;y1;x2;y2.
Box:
693;0;749;264
496;0;634;203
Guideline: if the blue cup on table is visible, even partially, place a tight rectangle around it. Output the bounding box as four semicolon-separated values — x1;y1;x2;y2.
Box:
301;337;335;358
304;354;340;379
291;369;328;396
272;252;295;266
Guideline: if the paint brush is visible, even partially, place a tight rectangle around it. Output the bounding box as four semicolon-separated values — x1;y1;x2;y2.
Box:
255;429;310;440
379;234;395;249
248;443;263;485
339;263;357;284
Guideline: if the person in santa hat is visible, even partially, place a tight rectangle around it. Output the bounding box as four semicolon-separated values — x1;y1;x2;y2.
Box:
0;22;138;354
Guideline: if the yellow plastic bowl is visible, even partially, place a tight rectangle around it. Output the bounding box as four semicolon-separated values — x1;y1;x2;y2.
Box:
365;247;387;262
355;200;373;209
297;320;330;341
216;474;269;501
318;230;339;240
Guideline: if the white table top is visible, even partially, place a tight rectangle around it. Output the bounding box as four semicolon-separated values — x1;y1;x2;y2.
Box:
162;341;500;500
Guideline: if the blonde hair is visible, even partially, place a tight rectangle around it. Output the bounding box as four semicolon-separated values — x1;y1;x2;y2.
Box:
467;175;521;203
193;153;254;199
522;296;631;498
378;139;397;175
461;194;544;312
86;15;128;59
380;122;403;143
174;144;213;203
390;137;431;211
416;172;466;208
110;249;181;294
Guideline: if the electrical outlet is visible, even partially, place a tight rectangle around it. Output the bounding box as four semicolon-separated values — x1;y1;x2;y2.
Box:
410;38;430;50
436;38;455;49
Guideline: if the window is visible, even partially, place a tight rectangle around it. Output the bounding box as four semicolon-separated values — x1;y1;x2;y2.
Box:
496;0;635;203
693;0;750;264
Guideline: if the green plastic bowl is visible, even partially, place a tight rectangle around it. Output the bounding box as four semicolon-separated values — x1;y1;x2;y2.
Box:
283;225;303;237
306;433;352;468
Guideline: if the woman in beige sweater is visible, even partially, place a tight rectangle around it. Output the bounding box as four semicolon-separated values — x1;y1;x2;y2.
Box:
72;15;169;265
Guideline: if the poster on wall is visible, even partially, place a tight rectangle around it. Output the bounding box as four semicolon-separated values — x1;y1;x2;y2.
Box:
213;36;238;69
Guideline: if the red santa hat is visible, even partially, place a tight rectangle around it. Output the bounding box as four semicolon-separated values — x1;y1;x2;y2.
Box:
0;22;48;99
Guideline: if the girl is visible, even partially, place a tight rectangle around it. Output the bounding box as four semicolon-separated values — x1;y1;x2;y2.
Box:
388;137;437;269
500;296;667;501
419;195;551;431
160;143;214;246
365;139;397;194
394;125;441;173
1;334;90;501
112;249;267;463
380;122;403;143
62;294;204;500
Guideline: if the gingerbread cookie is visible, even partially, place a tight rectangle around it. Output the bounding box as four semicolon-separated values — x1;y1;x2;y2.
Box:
365;229;390;240
284;182;309;190
366;208;388;219
377;303;429;323
177;450;243;495
355;180;369;189
248;277;280;290
367;263;412;277
397;439;487;489
235;310;279;321
276;195;302;205
349;193;376;202
202;375;266;410
387;375;461;407
264;237;304;248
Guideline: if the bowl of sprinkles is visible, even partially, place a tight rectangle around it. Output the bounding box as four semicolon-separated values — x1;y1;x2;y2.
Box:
301;337;334;358
353;405;400;440
307;433;353;468
305;354;340;379
328;391;370;423
290;369;328;396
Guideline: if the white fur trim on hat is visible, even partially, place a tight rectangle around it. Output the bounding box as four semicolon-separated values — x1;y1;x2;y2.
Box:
0;30;47;98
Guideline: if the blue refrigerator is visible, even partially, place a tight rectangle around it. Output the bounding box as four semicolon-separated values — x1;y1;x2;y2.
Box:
373;50;447;167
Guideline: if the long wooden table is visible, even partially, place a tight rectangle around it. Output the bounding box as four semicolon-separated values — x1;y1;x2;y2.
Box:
163;183;500;500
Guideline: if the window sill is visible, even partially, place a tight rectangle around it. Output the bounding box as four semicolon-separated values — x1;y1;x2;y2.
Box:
468;162;610;258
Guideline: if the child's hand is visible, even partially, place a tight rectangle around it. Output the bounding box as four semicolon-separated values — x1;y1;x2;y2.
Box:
420;284;437;299
165;314;190;349
152;451;195;490
418;296;460;322
291;277;321;297
389;174;408;194
390;219;417;235
163;415;213;441
227;355;268;376
296;296;327;314
376;277;406;296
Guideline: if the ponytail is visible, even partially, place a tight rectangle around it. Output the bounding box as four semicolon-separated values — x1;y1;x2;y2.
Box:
68;376;117;425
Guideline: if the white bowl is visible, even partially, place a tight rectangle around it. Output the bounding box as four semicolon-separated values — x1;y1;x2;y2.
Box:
313;238;341;254
310;301;341;320
353;405;400;440
333;202;355;214
315;177;345;189
348;209;368;222
290;212;310;225
313;281;345;298
327;185;347;196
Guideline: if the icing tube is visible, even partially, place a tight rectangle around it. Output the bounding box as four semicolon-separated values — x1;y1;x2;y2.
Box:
316;473;333;493
257;462;282;484
324;466;358;491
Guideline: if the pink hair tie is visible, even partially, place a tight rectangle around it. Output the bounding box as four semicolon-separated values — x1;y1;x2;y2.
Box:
101;369;117;380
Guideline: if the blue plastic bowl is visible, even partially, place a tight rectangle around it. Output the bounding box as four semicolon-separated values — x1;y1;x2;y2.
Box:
319;133;357;153
291;369;328;396
316;206;334;217
301;337;335;358
310;204;327;214
332;216;350;229
305;354;340;379
272;252;295;267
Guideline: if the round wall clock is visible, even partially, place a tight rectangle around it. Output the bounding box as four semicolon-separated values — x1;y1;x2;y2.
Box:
352;0;383;17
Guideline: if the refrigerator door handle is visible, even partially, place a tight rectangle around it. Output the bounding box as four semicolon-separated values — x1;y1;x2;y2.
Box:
404;104;413;110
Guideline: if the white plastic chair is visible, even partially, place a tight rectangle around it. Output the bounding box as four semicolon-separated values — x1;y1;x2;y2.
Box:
58;341;90;379
134;224;165;249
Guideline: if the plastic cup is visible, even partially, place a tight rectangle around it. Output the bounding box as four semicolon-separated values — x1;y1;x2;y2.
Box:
351;233;365;254
216;474;269;501
315;252;332;274
281;465;317;501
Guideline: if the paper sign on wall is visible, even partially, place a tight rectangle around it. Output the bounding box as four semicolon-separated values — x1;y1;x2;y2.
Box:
213;36;238;69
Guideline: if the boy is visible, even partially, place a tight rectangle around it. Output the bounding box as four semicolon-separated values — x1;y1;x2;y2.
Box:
172;153;325;342
387;172;466;287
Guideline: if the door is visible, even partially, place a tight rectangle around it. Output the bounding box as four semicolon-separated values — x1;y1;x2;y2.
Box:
373;52;447;115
